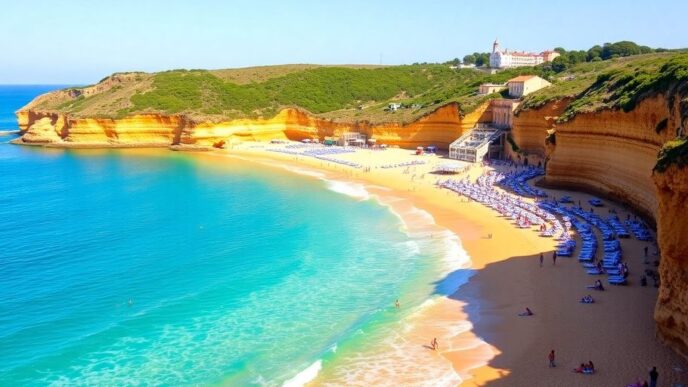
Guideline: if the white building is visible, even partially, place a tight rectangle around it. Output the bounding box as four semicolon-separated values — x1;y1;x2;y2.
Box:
489;39;560;69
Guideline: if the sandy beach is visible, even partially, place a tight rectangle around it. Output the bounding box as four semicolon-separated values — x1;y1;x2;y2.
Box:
202;142;688;386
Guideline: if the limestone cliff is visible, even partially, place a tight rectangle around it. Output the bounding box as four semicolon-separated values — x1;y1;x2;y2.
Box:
513;92;688;360
512;95;675;221
16;102;491;149
654;164;688;358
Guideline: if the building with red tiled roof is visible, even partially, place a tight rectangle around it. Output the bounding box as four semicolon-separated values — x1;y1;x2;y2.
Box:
507;75;551;98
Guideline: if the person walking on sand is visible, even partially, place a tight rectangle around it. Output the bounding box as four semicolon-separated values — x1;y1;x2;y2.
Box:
552;251;557;266
539;253;544;267
548;350;556;367
431;338;438;351
649;366;658;387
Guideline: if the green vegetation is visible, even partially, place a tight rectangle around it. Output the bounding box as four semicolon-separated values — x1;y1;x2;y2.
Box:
462;52;491;67
519;52;688;122
26;48;688;125
535;41;666;75
655;137;688;172
35;63;551;122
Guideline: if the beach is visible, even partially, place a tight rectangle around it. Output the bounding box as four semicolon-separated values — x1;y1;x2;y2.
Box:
211;142;688;386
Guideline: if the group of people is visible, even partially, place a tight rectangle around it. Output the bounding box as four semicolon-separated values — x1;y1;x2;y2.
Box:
572;361;595;374
538;252;557;267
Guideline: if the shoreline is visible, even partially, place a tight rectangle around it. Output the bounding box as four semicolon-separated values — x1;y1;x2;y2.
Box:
203;143;687;386
8;139;687;384
201;145;557;385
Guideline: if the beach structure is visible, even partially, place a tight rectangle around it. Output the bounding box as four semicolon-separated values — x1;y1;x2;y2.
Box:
489;38;560;69
478;83;507;95
338;132;367;147
491;99;520;129
449;125;505;162
507;75;551;98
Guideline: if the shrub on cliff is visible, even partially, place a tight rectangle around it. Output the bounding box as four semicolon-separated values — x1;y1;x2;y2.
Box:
655;138;688;172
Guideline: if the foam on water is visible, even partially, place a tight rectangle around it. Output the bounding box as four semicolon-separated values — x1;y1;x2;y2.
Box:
323;179;370;200
282;360;322;387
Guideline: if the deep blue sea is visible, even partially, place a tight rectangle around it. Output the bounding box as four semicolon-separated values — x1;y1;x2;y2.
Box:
0;86;469;385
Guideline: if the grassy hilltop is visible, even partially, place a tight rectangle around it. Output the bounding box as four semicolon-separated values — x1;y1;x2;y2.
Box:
25;64;542;123
25;52;688;124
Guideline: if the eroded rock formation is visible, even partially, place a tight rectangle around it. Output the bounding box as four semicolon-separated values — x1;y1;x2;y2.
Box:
512;95;675;222
654;164;688;358
16;102;491;149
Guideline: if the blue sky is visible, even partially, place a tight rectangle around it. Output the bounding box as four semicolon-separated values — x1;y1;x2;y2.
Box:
0;0;685;84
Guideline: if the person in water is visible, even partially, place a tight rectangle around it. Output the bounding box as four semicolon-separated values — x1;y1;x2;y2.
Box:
395;299;400;309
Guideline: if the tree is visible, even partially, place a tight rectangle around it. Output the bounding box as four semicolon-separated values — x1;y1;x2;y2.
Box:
554;47;567;55
475;52;491;67
462;54;476;65
568;50;587;65
587;45;602;61
601;41;643;60
551;56;569;72
445;57;460;66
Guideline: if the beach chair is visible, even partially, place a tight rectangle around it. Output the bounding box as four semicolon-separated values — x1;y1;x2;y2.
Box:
608;277;627;285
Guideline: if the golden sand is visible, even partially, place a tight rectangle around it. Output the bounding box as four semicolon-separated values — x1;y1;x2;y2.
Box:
201;143;686;386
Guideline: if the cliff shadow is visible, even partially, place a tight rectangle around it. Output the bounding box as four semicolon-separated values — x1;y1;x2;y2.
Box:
432;250;688;386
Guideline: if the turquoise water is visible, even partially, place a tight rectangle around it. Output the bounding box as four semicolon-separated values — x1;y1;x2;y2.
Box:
0;87;458;385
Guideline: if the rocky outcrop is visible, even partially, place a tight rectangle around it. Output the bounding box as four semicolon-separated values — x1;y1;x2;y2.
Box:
654;164;688;358
16;102;491;149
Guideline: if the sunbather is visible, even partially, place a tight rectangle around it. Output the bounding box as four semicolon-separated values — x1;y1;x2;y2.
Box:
580;295;595;304
518;307;534;316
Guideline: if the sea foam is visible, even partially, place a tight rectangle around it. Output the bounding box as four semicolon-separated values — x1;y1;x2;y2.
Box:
282;360;322;387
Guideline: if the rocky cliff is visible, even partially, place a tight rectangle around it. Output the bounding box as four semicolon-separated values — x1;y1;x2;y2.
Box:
654;164;688;358
512;95;675;221
16;102;491;149
513;93;688;359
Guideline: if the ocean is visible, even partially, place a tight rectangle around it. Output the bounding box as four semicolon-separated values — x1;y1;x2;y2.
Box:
0;86;473;385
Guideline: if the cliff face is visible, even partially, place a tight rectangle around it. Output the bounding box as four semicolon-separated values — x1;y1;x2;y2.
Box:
511;98;570;159
654;165;688;358
512;96;674;221
514;94;688;360
17;102;491;149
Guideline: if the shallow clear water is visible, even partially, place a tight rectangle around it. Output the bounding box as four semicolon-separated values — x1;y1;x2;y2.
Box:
0;87;463;385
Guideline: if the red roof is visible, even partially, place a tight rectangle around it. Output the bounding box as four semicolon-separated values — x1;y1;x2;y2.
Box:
508;75;537;83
